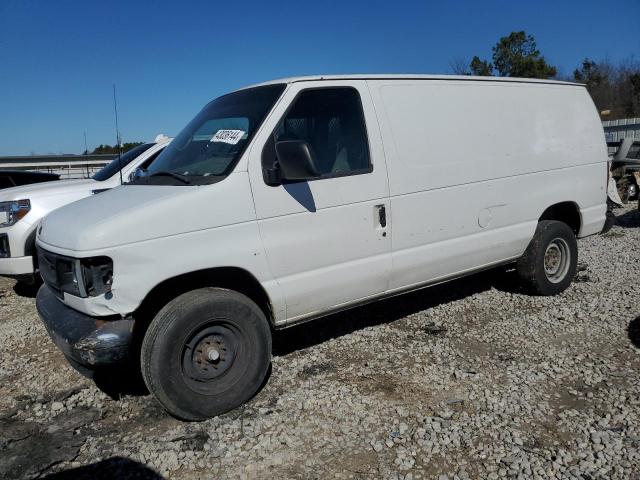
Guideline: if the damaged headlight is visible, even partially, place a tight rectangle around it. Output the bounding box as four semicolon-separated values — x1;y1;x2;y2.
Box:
0;199;31;227
38;248;113;298
61;257;113;298
80;257;114;297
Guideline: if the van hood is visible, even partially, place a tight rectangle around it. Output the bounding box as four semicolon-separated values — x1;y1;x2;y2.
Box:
0;178;97;202
38;173;256;253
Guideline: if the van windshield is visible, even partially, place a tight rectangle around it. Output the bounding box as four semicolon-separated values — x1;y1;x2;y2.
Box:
141;84;285;185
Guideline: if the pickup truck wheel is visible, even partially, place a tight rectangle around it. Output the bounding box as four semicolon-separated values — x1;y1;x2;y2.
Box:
516;220;577;296
141;288;271;421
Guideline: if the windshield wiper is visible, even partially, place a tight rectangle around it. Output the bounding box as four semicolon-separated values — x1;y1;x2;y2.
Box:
148;171;192;184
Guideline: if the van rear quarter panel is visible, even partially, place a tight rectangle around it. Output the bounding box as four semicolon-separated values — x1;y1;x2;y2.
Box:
368;80;606;290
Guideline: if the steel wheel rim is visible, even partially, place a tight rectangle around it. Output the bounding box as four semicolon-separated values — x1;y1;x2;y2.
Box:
182;322;239;384
543;238;571;283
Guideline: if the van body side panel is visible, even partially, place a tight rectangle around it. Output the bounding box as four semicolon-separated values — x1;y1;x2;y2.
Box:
369;80;606;291
372;81;606;191
579;203;607;237
59;221;279;318
385;163;604;288
247;81;391;322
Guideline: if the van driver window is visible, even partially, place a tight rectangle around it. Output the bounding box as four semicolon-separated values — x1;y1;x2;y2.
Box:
270;88;371;178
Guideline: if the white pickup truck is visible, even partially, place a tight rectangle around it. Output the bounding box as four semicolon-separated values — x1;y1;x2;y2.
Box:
0;136;170;283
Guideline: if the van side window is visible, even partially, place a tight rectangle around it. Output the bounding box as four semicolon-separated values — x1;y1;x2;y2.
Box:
263;88;371;181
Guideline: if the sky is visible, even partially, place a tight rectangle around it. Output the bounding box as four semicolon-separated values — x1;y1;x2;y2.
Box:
0;0;639;156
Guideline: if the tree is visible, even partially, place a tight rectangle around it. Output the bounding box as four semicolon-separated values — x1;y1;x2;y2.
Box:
492;31;556;78
573;58;614;116
573;59;607;86
450;57;471;75
573;57;640;119
470;56;493;76
630;73;640;115
465;31;557;79
91;142;144;154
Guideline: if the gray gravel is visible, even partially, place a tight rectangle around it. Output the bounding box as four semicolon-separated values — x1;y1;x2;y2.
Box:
1;204;640;479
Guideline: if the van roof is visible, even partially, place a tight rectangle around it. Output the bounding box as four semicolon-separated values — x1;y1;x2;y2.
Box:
243;74;582;90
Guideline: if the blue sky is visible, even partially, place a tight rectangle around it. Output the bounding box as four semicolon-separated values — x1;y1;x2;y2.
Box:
0;0;638;155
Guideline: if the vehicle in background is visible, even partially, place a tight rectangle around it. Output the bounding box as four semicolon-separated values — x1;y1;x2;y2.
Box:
35;75;607;420
0;170;60;190
607;138;640;203
602;162;622;234
0;135;171;284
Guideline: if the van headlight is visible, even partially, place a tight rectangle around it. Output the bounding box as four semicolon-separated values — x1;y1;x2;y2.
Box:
56;257;113;298
80;257;114;297
0;199;31;227
62;257;113;297
38;248;113;298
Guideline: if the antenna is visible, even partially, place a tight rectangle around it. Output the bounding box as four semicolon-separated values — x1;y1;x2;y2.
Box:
83;131;89;177
112;84;124;185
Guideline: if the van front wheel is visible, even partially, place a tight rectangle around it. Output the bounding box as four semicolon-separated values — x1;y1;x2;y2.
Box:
141;288;272;421
516;220;578;296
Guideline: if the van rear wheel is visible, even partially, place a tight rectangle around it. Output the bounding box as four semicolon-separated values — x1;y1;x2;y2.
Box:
516;220;577;296
141;288;271;421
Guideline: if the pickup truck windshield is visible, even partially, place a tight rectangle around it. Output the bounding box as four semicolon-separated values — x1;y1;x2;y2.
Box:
92;143;154;181
143;84;285;185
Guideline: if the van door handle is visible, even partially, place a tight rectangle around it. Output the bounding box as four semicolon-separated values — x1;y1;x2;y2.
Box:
377;205;387;228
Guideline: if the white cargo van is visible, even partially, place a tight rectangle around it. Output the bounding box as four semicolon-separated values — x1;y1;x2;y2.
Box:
35;75;607;420
0;136;170;283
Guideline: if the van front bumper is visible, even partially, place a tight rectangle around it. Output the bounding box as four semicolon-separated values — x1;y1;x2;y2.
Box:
36;285;134;368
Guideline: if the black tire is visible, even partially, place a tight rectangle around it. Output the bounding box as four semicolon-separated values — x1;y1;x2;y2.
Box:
516;220;578;296
141;288;271;421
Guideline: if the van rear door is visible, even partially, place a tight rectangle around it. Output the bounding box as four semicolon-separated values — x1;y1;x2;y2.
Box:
247;81;391;322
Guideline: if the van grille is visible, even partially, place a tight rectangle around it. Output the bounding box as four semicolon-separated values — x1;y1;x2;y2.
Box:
37;248;70;298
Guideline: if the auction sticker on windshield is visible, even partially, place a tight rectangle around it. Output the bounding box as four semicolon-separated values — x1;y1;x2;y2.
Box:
210;130;245;145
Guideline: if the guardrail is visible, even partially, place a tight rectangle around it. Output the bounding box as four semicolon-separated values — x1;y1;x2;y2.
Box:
0;154;118;179
603;117;640;143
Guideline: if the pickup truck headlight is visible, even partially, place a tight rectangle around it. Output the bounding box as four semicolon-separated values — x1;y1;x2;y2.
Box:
0;199;31;227
38;248;113;298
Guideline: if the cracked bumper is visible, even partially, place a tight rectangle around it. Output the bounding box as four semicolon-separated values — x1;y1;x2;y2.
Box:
36;285;135;367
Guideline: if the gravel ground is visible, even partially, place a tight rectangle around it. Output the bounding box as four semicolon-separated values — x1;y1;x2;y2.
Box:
1;204;640;480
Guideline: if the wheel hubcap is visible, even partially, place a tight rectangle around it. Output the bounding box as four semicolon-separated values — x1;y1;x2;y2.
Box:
182;323;238;382
543;238;571;283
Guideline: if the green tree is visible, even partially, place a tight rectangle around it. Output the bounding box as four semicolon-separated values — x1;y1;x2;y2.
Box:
470;56;493;76
467;31;557;79
91;142;144;154
492;31;556;78
573;59;607;87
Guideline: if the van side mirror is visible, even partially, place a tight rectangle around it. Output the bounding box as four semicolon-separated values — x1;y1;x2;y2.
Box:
275;140;320;182
129;167;146;182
